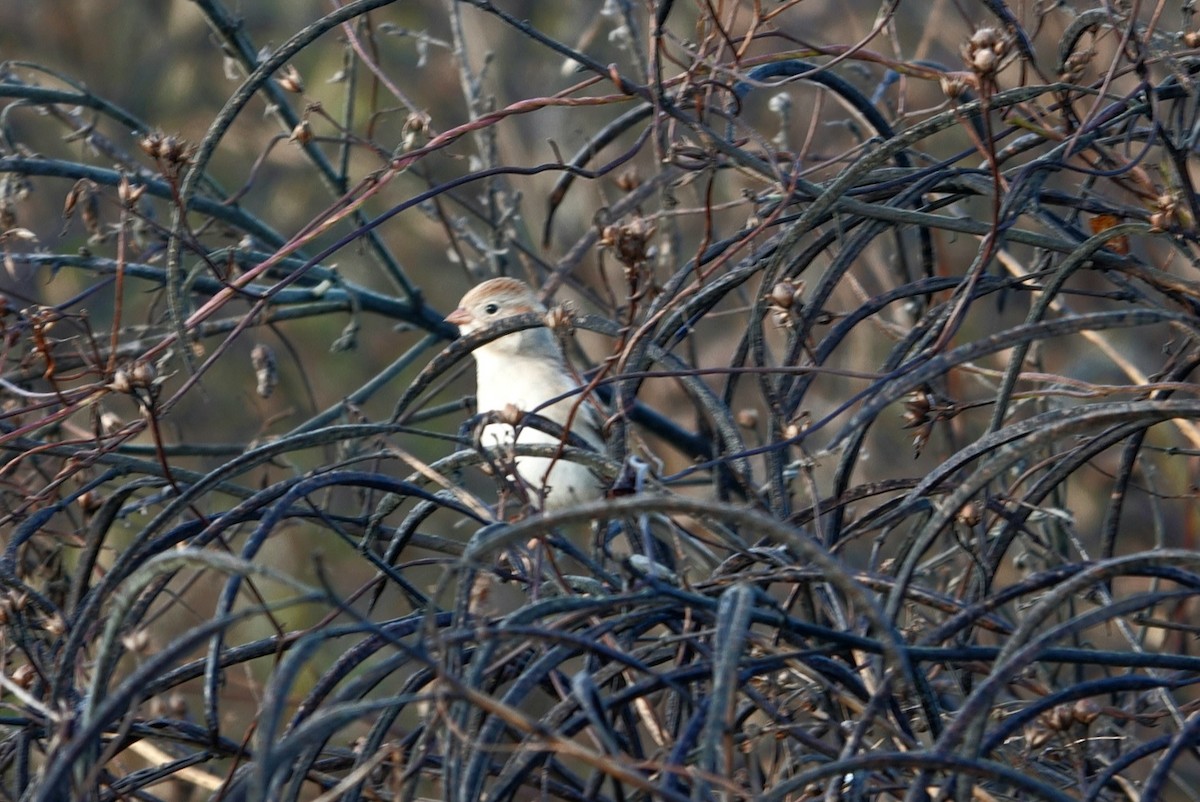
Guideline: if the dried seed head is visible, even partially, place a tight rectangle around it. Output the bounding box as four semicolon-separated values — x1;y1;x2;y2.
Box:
100;410;123;434
499;403;523;427
10;663;35;689
0;227;36;244
769;280;799;309
121;628;151;654
600;216;656;268
956;500;982;527
972;47;997;74
1073;698;1101;726
162;135;184;163
401;111;432;151
963;27;1008;77
139;131;165;159
62;180;86;220
1060;49;1094;80
77;490;103;516
289;119;313;145
278;64;305;93
903;390;936;457
736;408;759;429
117;175;145;207
615;168;641;192
130;359;156;388
902;391;933;428
764;279;803;328
43;613;66;637
939;73;971;100
251;343;278;399
1024;721;1054;749
167;692;188;717
110;368;133;395
544;303;575;336
1046;705;1075;732
9;591;28;612
969;26;1002;50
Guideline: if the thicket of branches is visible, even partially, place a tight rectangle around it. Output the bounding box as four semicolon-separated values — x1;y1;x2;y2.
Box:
4;0;1200;799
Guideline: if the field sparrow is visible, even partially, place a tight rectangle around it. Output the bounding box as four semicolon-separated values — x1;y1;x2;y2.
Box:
446;277;606;511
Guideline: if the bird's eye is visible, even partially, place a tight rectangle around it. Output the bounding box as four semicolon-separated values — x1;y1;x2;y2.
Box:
484;303;499;315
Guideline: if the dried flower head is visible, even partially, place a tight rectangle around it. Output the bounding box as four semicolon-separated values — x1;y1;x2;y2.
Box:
963;26;1010;78
600;216;656;268
765;278;803;328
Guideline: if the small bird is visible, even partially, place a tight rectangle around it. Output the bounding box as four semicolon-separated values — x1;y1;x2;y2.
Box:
445;277;606;511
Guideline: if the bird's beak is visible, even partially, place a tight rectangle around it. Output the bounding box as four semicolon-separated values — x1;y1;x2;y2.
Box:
445;307;472;327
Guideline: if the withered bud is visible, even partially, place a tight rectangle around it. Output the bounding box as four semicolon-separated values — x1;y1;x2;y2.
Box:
972;48;997;74
768;280;801;309
63;180;87;220
289;119;313;145
100;410;123;434
969;26;1002;50
10;663;35;690
615;168;641;192
544;303;575;336
1073;698;1101;726
1024;721;1053;749
121;628;151;654
0;228;36;243
1046;705;1075;732
956;500;982;527
139;132;165;159
109;368;133;394
9;591;28;612
1060;50;1094;80
130;359;156;388
162;135;182;161
600;216;656;268
783;417;806;440
278;64;305;93
736;408;759;429
963;27;1007;77
167;692;188;717
118;175;145;208
43;614;66;637
401;111;432;151
902;391;933;428
79;187;100;237
77;490;103;516
251;343;278;399
158;134;193;167
499;403;523;427
940;73;971;100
